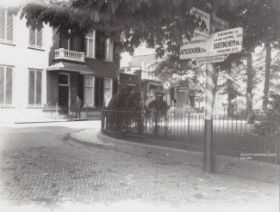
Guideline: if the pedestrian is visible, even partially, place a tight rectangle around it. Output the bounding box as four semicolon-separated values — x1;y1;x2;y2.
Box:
75;96;82;118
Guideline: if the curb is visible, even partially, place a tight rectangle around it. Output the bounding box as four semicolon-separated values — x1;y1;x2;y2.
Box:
70;130;203;167
13;118;90;124
71;130;279;184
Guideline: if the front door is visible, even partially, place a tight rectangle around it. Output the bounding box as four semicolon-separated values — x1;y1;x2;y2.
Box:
58;73;70;114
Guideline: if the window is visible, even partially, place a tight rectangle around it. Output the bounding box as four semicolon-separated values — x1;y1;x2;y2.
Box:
29;28;43;48
85;30;96;58
84;76;95;107
0;65;13;105
0;8;14;43
28;69;42;105
105;38;113;62
104;78;112;107
95;31;105;60
58;73;69;86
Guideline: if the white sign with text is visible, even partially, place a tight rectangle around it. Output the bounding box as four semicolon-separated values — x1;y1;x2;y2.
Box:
180;27;243;59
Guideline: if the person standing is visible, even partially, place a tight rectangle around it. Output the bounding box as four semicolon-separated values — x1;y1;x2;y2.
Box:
75;96;82;118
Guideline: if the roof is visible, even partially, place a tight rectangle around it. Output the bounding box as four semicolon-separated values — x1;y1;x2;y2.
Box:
47;60;118;78
47;61;93;75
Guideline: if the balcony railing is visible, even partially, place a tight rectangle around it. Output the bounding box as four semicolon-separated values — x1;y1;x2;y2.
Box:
54;48;85;63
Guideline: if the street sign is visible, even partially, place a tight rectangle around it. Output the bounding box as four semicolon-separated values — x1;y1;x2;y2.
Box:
212;27;243;56
180;36;211;60
163;81;171;90
180;27;243;59
196;55;227;64
190;7;210;38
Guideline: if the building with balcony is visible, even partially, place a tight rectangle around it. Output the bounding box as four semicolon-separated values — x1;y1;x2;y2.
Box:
0;7;118;122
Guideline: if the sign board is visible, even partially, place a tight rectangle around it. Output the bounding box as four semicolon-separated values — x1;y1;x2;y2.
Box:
190;7;210;37
212;27;243;56
211;14;229;32
180;27;243;59
177;86;188;92
196;55;227;64
180;36;211;60
163;81;171;90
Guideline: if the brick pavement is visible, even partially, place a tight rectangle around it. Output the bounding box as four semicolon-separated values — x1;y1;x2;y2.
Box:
0;121;278;212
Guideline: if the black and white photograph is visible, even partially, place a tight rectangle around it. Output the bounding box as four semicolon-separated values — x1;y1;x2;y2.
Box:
0;0;279;211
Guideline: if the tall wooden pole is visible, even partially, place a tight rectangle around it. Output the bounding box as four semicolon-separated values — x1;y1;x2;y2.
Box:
204;63;215;172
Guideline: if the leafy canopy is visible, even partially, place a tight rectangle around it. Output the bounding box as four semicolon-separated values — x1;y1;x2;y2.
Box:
21;0;219;54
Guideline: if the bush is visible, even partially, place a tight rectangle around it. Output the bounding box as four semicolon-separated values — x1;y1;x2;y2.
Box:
147;98;169;116
254;93;280;136
106;85;143;133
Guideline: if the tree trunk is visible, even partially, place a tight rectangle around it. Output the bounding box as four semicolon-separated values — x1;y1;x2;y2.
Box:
246;52;254;123
262;42;271;111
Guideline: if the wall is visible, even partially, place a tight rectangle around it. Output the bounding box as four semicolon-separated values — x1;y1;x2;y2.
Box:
0;11;53;109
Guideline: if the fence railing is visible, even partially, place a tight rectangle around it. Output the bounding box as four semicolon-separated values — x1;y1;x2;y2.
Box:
102;110;280;164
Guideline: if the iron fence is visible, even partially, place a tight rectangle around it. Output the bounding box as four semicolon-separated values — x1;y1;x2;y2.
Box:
102;110;280;164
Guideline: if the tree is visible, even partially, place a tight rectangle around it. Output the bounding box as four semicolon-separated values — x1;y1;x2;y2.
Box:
231;0;280;118
21;0;210;55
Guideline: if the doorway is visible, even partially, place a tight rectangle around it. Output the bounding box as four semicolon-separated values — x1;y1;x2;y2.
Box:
58;73;70;114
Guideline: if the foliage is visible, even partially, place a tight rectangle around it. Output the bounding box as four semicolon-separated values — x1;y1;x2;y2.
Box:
267;93;280;118
147;98;169;116
107;85;141;111
21;0;212;55
106;85;143;133
254;93;280;136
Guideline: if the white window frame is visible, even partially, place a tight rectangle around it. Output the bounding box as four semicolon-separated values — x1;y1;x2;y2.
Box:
29;27;43;49
85;30;96;58
104;78;113;107
0;65;13;106
0;8;14;44
105;38;113;62
83;75;95;107
28;68;43;106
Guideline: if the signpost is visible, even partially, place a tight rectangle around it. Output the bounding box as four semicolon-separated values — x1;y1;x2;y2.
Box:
179;7;243;173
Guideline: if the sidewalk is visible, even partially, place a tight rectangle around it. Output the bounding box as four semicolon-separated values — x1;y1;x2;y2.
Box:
70;129;203;167
70;127;279;183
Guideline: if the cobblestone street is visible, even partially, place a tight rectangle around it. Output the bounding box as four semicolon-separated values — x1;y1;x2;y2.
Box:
0;121;278;211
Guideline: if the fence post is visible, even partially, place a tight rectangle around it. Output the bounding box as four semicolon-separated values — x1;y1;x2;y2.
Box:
188;113;191;150
154;111;158;136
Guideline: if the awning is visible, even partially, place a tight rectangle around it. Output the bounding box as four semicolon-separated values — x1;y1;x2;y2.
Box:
47;62;94;75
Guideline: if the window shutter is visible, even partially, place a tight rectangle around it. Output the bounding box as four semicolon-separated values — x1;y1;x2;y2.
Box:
35;71;42;104
6;10;13;42
28;70;35;105
29;28;35;46
5;67;12;104
94;77;100;107
37;28;42;47
0;8;5;40
100;78;104;107
0;66;4;104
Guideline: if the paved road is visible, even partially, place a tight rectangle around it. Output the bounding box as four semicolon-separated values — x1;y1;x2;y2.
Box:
0;121;278;212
